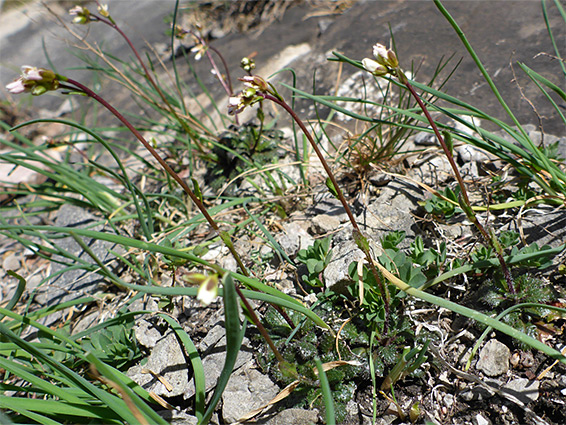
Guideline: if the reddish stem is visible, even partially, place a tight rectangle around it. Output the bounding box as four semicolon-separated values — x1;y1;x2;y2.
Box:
261;92;391;334
403;81;515;294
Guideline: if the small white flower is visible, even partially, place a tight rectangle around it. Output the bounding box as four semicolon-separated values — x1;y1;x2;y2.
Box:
190;42;207;61
227;96;245;115
240;75;269;92
97;4;109;17
196;276;218;306
372;43;398;68
69;5;92;24
6;66;60;96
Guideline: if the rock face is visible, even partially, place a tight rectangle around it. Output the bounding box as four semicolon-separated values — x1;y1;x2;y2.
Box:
128;329;191;398
476;339;511;377
33;204;122;326
221;368;280;424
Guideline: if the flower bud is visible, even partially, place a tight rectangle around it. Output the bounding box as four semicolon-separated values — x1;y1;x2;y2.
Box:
372;43;398;68
240;57;256;72
361;58;388;76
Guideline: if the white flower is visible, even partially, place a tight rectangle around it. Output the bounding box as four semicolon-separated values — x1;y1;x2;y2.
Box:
5;66;60;96
227;96;245;115
240;75;269;92
196;276;218;306
97;4;110;17
69;5;92;24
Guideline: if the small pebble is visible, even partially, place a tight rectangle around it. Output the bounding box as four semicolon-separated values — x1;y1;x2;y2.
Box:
474;413;491;425
3;253;21;271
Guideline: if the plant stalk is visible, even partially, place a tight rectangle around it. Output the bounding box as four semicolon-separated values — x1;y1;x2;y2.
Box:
402;80;515;293
261;92;391;333
61;77;288;365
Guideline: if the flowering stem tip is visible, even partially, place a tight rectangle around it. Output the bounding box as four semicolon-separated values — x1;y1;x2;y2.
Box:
6;66;63;96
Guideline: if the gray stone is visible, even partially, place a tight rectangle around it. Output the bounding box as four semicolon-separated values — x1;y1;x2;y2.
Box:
310;213;341;235
358;179;421;245
185;335;254;400
455;144;493;163
414;131;437;146
32;204;123;328
258;408;319;425
503;378;540;405
127;330;190;397
2;253;20;271
476;339;510;376
159;410;198;425
134;318;165;349
323;240;365;292
198;323;225;352
277;220;314;258
221;367;279;424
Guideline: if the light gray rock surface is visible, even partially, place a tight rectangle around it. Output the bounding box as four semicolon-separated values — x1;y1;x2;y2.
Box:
476;339;511;377
221;367;280;424
503;377;540;405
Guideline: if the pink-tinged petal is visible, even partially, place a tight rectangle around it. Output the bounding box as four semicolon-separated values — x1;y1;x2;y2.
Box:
6;79;26;94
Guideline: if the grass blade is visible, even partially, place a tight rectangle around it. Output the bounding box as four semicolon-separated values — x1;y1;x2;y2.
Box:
200;274;246;424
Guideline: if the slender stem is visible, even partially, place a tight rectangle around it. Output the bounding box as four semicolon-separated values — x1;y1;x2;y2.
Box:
234;284;285;363
261;92;391;332
62;78;290;362
62;78;249;277
403;81;515;293
95;14;204;153
207;44;233;97
194;33;239;125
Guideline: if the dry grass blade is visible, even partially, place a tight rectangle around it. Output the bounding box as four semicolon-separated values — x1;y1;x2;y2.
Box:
236;381;300;423
236;360;361;423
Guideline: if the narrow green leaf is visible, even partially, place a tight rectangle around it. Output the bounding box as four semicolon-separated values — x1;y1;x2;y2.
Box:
316;358;335;425
158;313;206;420
200;274;246;424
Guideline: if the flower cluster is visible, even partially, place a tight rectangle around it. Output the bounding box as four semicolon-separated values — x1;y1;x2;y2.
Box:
69;5;93;24
227;75;269;115
6;66;61;96
240;57;256;73
69;4;110;24
362;43;400;77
